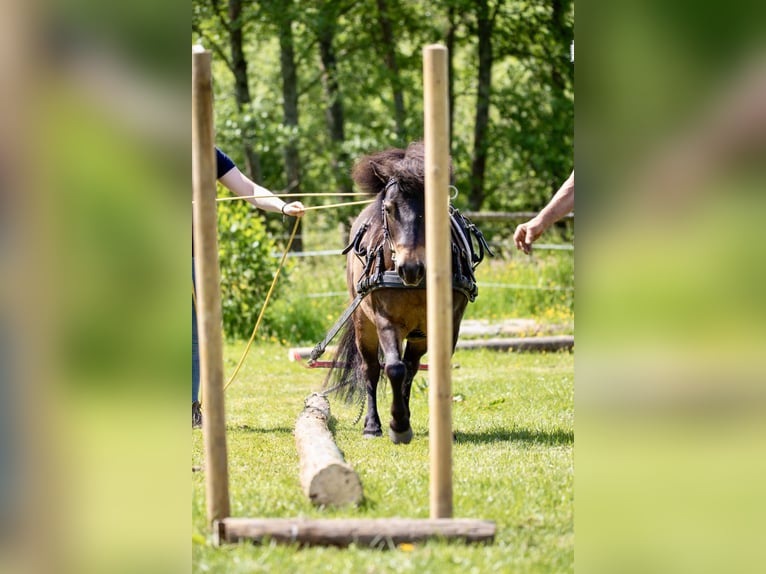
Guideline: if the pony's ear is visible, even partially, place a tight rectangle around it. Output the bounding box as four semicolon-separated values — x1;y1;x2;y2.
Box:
351;160;387;194
369;161;387;183
351;148;405;194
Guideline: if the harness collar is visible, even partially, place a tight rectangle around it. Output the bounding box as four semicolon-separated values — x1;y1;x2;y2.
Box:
344;204;492;303
311;203;492;364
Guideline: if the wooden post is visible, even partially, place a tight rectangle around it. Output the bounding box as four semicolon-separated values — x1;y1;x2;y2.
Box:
295;394;363;507
192;48;230;525
423;44;453;519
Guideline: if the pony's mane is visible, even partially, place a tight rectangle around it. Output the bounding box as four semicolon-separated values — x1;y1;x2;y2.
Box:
351;141;453;196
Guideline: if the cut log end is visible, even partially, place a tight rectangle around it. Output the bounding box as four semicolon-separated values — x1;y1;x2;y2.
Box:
309;463;363;507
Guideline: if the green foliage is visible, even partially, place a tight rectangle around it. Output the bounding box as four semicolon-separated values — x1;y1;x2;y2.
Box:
192;0;574;236
265;252;350;345
263;297;339;346
216;186;289;340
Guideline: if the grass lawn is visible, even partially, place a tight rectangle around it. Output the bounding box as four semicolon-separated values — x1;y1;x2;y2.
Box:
192;342;573;573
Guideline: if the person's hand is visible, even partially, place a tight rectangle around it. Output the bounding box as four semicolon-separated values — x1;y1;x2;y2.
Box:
281;201;306;217
513;217;545;254
514;171;573;254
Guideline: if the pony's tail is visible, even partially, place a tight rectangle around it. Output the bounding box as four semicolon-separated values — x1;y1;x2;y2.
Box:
323;319;365;405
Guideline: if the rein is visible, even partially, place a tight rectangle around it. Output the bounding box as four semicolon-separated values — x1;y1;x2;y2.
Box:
308;271;424;365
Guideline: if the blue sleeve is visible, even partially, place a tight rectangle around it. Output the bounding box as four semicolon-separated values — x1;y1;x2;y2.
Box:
215;148;236;179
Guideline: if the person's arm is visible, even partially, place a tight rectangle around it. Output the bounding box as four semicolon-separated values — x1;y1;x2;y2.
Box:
513;171;574;254
218;166;305;217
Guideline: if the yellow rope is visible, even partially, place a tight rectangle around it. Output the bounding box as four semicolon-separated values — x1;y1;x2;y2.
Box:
212;192;370;202
223;216;301;392
301;199;374;211
195;197;370;392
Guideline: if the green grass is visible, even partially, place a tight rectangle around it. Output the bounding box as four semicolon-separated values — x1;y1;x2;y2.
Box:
193;343;573;573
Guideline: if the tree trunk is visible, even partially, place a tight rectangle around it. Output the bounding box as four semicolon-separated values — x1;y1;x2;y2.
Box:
375;0;407;143
469;0;493;211
279;13;303;251
228;0;262;182
446;4;457;153
548;0;573;191
317;13;352;198
550;0;572;93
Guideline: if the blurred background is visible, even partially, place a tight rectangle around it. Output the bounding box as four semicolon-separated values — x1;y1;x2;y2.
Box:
1;0;188;573
1;0;765;572
577;0;766;572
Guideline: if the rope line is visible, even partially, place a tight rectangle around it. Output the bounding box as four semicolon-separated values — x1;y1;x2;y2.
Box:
223;217;301;392
192;196;375;211
193;192;372;203
194;198;369;395
301;199;375;211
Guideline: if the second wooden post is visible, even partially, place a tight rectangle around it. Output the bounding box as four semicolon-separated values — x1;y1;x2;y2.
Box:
423;44;453;519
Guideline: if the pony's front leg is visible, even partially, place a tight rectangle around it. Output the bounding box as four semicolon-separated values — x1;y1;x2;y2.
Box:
359;345;383;438
401;340;427;422
378;326;412;445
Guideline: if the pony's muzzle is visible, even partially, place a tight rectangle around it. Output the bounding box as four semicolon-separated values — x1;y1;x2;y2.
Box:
397;259;425;286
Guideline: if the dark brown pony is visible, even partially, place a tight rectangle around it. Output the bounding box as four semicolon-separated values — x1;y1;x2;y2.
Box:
325;142;485;444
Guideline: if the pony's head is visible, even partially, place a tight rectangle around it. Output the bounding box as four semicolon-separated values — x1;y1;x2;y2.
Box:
352;142;453;286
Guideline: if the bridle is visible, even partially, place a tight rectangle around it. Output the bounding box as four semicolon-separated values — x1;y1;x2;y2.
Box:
381;178;399;263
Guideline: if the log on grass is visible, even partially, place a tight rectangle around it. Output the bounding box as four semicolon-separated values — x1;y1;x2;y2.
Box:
216;517;496;547
456;335;574;352
295;393;363;507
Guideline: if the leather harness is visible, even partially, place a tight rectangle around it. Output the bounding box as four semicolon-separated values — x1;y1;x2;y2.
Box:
308;205;492;364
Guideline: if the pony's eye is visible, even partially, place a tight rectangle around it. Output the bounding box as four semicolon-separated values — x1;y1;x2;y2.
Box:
383;201;394;214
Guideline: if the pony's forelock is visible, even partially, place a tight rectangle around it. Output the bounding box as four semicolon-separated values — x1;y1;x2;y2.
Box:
351;141;454;196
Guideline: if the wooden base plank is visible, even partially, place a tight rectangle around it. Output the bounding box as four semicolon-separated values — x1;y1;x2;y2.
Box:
216;517;496;547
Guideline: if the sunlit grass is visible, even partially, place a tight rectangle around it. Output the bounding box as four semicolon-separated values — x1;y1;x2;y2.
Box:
193;343;573;573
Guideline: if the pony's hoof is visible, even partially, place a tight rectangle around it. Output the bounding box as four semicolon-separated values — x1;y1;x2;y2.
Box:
363;429;383;439
389;427;413;444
